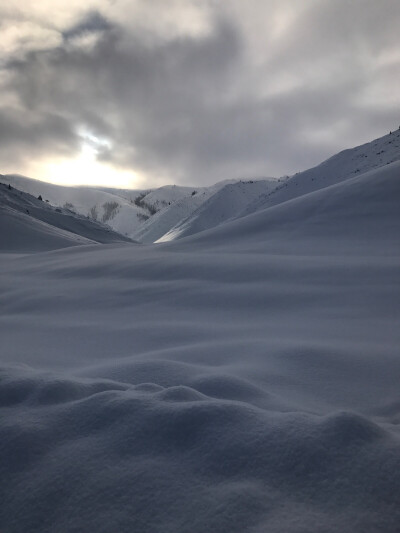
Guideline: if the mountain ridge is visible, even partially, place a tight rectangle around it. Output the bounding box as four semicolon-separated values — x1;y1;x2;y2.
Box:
2;129;399;245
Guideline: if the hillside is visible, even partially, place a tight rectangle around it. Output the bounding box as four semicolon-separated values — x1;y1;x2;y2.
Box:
3;130;400;246
3;175;195;239
0;181;133;252
169;160;400;256
243;129;400;217
156;130;400;244
157;178;278;242
3;174;251;243
131;179;239;243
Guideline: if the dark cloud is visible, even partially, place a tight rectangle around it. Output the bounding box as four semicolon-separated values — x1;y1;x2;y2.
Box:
1;1;399;185
0;107;78;169
62;11;112;41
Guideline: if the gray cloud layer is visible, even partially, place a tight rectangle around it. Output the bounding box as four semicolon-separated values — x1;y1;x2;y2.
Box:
1;0;399;186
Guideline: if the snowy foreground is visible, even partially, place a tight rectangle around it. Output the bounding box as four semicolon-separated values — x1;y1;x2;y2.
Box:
1;147;400;531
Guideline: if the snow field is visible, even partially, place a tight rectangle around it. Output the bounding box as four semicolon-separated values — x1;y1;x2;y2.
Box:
0;133;399;532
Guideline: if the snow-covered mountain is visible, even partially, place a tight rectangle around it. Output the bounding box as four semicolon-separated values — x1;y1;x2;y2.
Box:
172;159;400;256
3;175;196;239
242;129;400;217
130;178;250;243
5;130;399;245
0;180;133;252
140;130;400;243
156;178;278;242
3;173;280;243
158;129;400;244
1;130;400;533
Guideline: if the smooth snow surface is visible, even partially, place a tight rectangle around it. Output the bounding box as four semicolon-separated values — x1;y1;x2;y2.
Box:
1;134;400;532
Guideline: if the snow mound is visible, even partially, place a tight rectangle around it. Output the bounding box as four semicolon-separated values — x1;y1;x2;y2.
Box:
1;366;399;532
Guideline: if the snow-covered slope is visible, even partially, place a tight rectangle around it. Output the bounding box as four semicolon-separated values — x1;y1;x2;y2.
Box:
3;175;204;240
243;129;400;216
130;180;239;243
173;160;400;256
131;187;209;243
140;132;400;244
157;178;278;242
4;130;399;246
3;174;148;236
0;203;95;252
140;184;197;210
3;174;248;244
0;182;133;252
1;146;399;532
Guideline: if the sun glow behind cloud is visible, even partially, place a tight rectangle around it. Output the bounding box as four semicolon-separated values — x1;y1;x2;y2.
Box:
32;131;142;188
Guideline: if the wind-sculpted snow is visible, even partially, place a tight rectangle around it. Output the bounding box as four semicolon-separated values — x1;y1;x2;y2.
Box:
1;367;400;532
1;148;400;531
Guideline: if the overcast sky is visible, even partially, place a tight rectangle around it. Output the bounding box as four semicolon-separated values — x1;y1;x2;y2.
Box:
1;0;399;188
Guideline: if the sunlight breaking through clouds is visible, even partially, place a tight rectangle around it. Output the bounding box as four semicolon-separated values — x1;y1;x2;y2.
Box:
0;0;399;187
32;130;142;187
